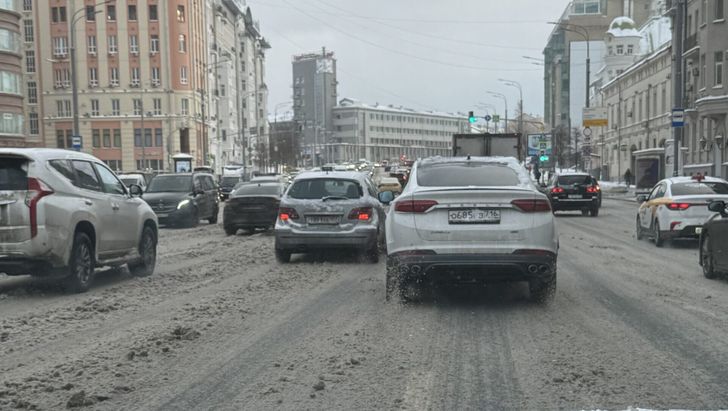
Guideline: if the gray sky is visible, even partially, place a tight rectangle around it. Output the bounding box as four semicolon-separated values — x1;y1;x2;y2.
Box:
249;0;572;118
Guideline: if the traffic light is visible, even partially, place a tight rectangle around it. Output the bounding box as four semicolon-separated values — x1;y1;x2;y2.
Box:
539;150;549;162
468;111;477;124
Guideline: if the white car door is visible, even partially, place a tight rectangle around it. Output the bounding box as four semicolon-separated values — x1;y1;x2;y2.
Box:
70;160;117;254
93;163;140;251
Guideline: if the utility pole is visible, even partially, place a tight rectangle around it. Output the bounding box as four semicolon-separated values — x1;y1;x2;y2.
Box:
671;0;685;176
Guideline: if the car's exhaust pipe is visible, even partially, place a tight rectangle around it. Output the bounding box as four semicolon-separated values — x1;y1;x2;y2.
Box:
410;265;421;274
527;264;539;274
399;265;410;275
539;265;551;274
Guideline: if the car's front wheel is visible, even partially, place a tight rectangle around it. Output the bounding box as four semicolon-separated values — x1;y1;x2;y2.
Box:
654;220;664;247
187;207;199;228
224;226;237;236
63;232;95;293
636;216;644;240
129;226;157;277
701;234;718;279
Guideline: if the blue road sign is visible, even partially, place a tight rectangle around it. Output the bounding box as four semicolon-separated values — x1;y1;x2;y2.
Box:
72;135;82;151
672;108;685;127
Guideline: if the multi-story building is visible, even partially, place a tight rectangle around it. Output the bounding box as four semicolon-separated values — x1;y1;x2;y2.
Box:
0;0;25;147
292;49;337;166
330;98;469;162
34;0;207;172
682;0;728;178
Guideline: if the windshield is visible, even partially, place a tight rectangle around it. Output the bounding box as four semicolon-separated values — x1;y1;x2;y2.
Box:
417;163;520;187
672;182;728;195
232;184;281;197
146;175;192;193
288;178;361;199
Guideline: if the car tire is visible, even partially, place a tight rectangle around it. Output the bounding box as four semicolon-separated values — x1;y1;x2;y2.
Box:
224;226;237;236
187;207;199;228
636;216;644;240
63;232;95;293
363;241;380;264
529;274;556;304
701;234;718;279
128;226;157;277
654;220;664;247
581;209;589;216
590;207;599;217
275;248;291;263
208;207;219;224
385;257;398;302
399;279;423;303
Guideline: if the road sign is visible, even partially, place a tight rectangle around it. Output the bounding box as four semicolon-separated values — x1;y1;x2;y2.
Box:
582;127;592;137
492;114;500;123
583;107;608;127
484;115;492;122
672;108;685;127
527;133;552;156
71;135;82;151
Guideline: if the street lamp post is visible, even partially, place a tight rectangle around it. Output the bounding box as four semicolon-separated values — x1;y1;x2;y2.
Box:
499;79;524;160
487;91;508;133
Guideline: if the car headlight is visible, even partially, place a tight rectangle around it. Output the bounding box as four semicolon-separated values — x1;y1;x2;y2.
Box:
177;199;191;209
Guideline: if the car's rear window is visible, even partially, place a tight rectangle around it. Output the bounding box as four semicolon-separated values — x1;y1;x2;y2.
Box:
671;182;728;195
288;178;362;199
232;184;281;197
558;175;593;186
0;157;27;190
221;176;240;186
417;163;520;187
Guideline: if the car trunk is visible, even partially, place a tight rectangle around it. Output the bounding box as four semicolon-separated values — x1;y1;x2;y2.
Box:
0;155;31;244
410;188;536;244
671;194;728;219
227;195;280;215
291;199;364;231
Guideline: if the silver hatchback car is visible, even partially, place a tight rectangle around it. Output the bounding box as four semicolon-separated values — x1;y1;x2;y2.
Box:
274;169;390;263
0;149;158;292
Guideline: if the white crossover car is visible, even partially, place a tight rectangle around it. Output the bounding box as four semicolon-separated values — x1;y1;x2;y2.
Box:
383;156;559;302
636;175;728;247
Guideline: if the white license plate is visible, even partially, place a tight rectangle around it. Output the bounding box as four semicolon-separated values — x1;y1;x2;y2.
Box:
156;213;168;218
568;194;583;199
307;216;340;225
696;227;703;235
448;209;500;224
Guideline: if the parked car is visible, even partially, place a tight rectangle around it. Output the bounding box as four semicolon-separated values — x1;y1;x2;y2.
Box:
378;177;402;194
0;149;158;292
383;156;558;303
274;170;387;263
699;200;728;279
637;175;728;246
224;182;286;235
118;173;148;191
544;172;601;216
218;175;241;201
142;173;219;227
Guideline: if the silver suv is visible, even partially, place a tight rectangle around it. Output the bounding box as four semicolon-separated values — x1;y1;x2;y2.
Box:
0;149;158;292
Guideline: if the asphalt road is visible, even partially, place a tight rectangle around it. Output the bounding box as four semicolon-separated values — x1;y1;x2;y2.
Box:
1;198;728;410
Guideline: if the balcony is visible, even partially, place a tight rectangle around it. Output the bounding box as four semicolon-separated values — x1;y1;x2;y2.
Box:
683;34;699;57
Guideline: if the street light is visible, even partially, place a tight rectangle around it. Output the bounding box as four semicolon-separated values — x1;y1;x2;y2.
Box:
487;91;508;133
499;78;524;159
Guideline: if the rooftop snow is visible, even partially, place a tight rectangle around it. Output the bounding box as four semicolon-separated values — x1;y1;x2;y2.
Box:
607;16;641;37
335;98;467;120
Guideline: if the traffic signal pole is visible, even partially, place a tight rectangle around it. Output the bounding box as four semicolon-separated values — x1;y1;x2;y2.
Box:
671;0;685;176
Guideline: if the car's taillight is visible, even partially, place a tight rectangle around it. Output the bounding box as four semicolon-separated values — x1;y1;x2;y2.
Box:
278;207;299;221
348;207;372;221
25;178;54;238
511;199;552;212
586;186;599;193
667;203;691;210
513;249;557;258
394;199;438;213
551;187;564;194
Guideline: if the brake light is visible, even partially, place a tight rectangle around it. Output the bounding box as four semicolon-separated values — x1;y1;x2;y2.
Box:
667;203;691;210
348;207;372;221
25;178;54;238
586;186;599;193
551;187;565;194
394;199;438;213
513;249;557;258
511;199;552;212
278;207;299;221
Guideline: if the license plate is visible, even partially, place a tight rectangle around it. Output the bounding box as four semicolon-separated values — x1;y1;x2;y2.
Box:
156;213;168;218
696;227;703;235
448;209;500;224
307;216;340;225
568;194;583;199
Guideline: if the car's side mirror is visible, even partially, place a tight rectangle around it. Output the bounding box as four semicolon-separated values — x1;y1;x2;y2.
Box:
129;184;143;197
708;200;727;216
378;191;395;204
636;194;648;203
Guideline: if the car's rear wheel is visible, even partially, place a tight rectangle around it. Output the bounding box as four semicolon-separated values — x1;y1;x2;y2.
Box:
529;274;556;304
224;226;237;236
590;207;599;217
654;220;664;247
636;216;644;240
362;241;380;264
208;206;219;224
275;248;291;263
581;209;589;216
63;232;95;293
129;227;156;277
701;234;718;279
385;257;398;301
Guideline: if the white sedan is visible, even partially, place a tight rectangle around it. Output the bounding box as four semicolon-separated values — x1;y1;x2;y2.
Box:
382;156;558;303
636;175;728;246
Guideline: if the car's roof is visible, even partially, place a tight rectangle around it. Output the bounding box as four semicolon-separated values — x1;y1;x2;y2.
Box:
293;171;367;181
379;177;400;183
0;148;100;162
663;176;728;184
557;172;591;177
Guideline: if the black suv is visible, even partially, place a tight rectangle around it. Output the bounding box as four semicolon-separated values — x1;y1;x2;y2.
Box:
142;173;219;227
545;172;601;216
218;175;242;201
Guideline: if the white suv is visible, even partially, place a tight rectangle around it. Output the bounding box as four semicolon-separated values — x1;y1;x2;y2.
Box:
0;149;158;292
383;157;558;302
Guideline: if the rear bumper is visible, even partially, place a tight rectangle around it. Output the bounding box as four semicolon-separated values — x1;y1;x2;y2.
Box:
551;197;598;210
387;253;557;284
223;210;277;228
275;226;377;251
662;225;702;239
0;257;56;276
0;227;66;274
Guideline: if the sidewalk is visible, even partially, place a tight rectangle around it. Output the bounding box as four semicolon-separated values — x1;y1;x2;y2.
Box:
601;182;637;202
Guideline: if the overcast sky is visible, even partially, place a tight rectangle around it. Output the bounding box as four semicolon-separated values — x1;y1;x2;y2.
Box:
249;0;572;118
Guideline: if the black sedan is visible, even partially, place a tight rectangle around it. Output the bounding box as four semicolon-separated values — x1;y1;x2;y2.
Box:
699;200;728;279
544;172;601;216
223;182;286;235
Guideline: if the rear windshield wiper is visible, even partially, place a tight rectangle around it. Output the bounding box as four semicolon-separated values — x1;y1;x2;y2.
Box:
321;196;350;202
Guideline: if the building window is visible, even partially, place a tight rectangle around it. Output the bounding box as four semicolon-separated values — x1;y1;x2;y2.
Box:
92;129;100;147
29;112;38;135
133;98;142;115
572;0;600;14
150;35;159;53
23;0;31;11
177;5;185;22
111;99;120;116
52;37;68;57
155;128;162;147
108;35;117;54
56;100;71;117
716;0;725;20
151;67;160;86
702;0;707;24
180;66;188;84
178;34;186;53
701;53;706;88
51;6;67;23
88;67;98;87
104;160;122;171
25;50;34;72
153;98;162;115
54;69;70;88
107;5;116;21
128;5;137;21
26;81;36;103
715;52;724;86
129;35;138;54
131;67;140;86
627;45;634;55
87;35;97;54
661;83;667;113
181;98;189;115
103;129;111;147
134;128;142;146
616;45;624;55
113;129;121;147
23;19;33;42
91;99;99;116
220;84;225;97
110;67;119;86
85;5;95;21
144;128;152;147
149;5;158;21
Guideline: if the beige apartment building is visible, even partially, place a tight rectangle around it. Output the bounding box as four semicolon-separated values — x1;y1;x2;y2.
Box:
0;0;26;147
33;0;207;172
